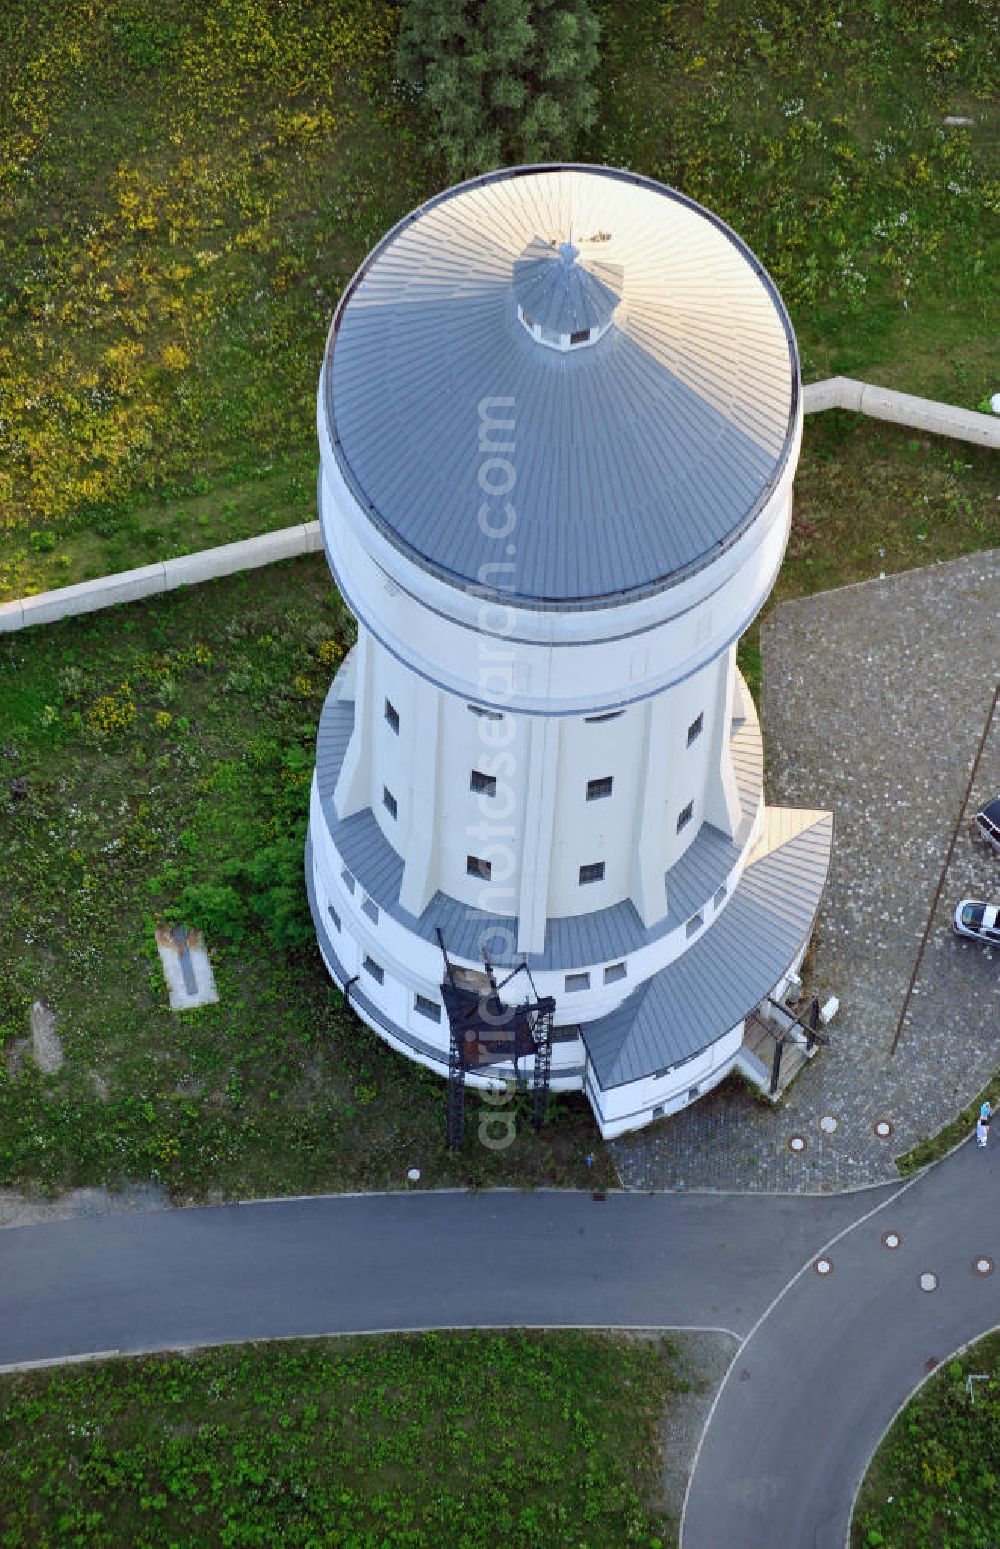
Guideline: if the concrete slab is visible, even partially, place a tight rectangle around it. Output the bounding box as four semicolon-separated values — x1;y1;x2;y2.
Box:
155;925;219;1011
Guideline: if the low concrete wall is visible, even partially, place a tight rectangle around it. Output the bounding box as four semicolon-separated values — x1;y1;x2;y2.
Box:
1;379;995;635
0;521;322;634
801;376;1000;448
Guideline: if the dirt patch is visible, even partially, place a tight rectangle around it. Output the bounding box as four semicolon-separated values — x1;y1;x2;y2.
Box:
30;1001;63;1073
0;1182;169;1230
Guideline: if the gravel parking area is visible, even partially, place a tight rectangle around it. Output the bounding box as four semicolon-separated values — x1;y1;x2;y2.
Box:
615;551;999;1193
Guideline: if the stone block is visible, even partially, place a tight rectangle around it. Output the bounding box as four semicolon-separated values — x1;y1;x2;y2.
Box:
0;599;25;633
18;564;167;628
163;527;308;589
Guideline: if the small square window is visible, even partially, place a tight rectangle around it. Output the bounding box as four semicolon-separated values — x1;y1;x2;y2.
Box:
363;955;384;985
341;867;355;894
362;895;379;924
569;328;590;345
467;703;503;721
652;1104;664;1119
688;1085;700;1101
414;993;441;1022
603;961;627;984
565;972;590;992
383;786;397;819
686;911;703;939
579;862;605;885
467;854;492;880
470;770;497;797
687;712;704;746
586;776;613;801
385;699;399;734
328;904;341;933
677;801;694;833
714;883;727;910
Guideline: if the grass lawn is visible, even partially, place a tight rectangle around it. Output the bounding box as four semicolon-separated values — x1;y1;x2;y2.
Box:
0;1331;681;1546
852;1331;1000;1548
0;556;614;1201
1;0;995;600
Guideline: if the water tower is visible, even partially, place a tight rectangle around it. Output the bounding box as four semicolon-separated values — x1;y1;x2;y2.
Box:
306;165;832;1138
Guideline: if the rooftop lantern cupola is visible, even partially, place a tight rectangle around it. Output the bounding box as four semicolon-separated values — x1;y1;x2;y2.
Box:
513;230;623;352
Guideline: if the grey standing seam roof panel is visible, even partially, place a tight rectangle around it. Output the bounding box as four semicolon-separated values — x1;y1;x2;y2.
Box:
581;813;833;1088
314;689;763;973
323;165;798;611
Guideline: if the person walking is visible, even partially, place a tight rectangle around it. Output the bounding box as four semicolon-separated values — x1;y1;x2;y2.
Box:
976;1105;991;1147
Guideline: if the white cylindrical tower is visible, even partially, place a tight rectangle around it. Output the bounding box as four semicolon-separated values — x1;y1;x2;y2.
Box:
307;165;832;1138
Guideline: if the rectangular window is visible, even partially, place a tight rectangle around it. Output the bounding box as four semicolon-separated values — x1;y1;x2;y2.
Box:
688;1086;700;1101
585;709;624;723
714;883;727;910
363;955;384;985
586;775;613;801
603;961;627;985
686;911;704;939
687;712;704;746
467;854;492;880
328;904;341;933
341;867;355;894
470;769;497;797
569;328;590;345
385;699;399;734
383;786;397;820
414;993;441;1022
362;895;379;924
565;972;590;992
579;862;605;885
676;801;694;833
652;1104;664;1119
467;703;503;721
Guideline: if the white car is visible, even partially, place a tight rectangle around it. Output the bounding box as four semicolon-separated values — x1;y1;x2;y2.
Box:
954;900;1000;946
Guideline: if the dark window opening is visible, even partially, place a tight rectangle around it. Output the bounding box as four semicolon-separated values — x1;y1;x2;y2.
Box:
569;328;590;345
565;972;590;992
414;994;441;1022
677;801;694;833
328;904;341;933
587;776;613;801
603;961;627;984
363;955;384;985
385;699;399;734
579;861;605;885
467;703;504;721
362;896;379;924
467;854;492;880
686;911;703;939
687;712;704;746
470;770;497;797
383;786;397;819
585;709;624;723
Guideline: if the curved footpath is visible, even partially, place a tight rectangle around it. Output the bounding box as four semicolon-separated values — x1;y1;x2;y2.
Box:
0;1152;996;1548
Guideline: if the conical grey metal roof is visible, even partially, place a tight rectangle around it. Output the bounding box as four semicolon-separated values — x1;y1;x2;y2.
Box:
323;164;799;610
512;235;623;336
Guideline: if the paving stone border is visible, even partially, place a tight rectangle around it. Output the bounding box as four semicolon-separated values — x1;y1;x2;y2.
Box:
615;550;999;1193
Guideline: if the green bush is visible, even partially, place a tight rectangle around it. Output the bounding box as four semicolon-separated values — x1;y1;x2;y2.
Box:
396;0;601;177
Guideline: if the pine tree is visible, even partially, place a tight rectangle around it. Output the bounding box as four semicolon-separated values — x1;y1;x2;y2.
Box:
396;0;601;179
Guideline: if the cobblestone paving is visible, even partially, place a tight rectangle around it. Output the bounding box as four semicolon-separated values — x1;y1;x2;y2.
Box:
614;551;999;1193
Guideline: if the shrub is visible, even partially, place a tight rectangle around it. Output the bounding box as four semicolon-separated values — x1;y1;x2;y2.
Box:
396;0;600;178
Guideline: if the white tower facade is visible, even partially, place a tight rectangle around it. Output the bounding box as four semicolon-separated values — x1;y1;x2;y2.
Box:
307;165;832;1138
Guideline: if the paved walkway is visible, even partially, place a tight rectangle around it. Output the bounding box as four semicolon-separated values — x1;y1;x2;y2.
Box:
615;551;1000;1192
1;1146;998;1547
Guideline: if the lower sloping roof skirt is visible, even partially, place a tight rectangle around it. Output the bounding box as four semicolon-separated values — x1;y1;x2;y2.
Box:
581;807;833;1089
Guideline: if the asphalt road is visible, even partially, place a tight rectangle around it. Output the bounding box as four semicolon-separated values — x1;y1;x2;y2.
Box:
0;1186;880;1367
1;1159;996;1549
682;1137;1000;1548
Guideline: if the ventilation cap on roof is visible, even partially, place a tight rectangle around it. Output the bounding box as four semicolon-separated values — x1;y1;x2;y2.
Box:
513;231;623;352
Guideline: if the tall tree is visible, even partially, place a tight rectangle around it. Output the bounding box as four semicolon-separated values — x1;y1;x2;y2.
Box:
396;0;601;179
